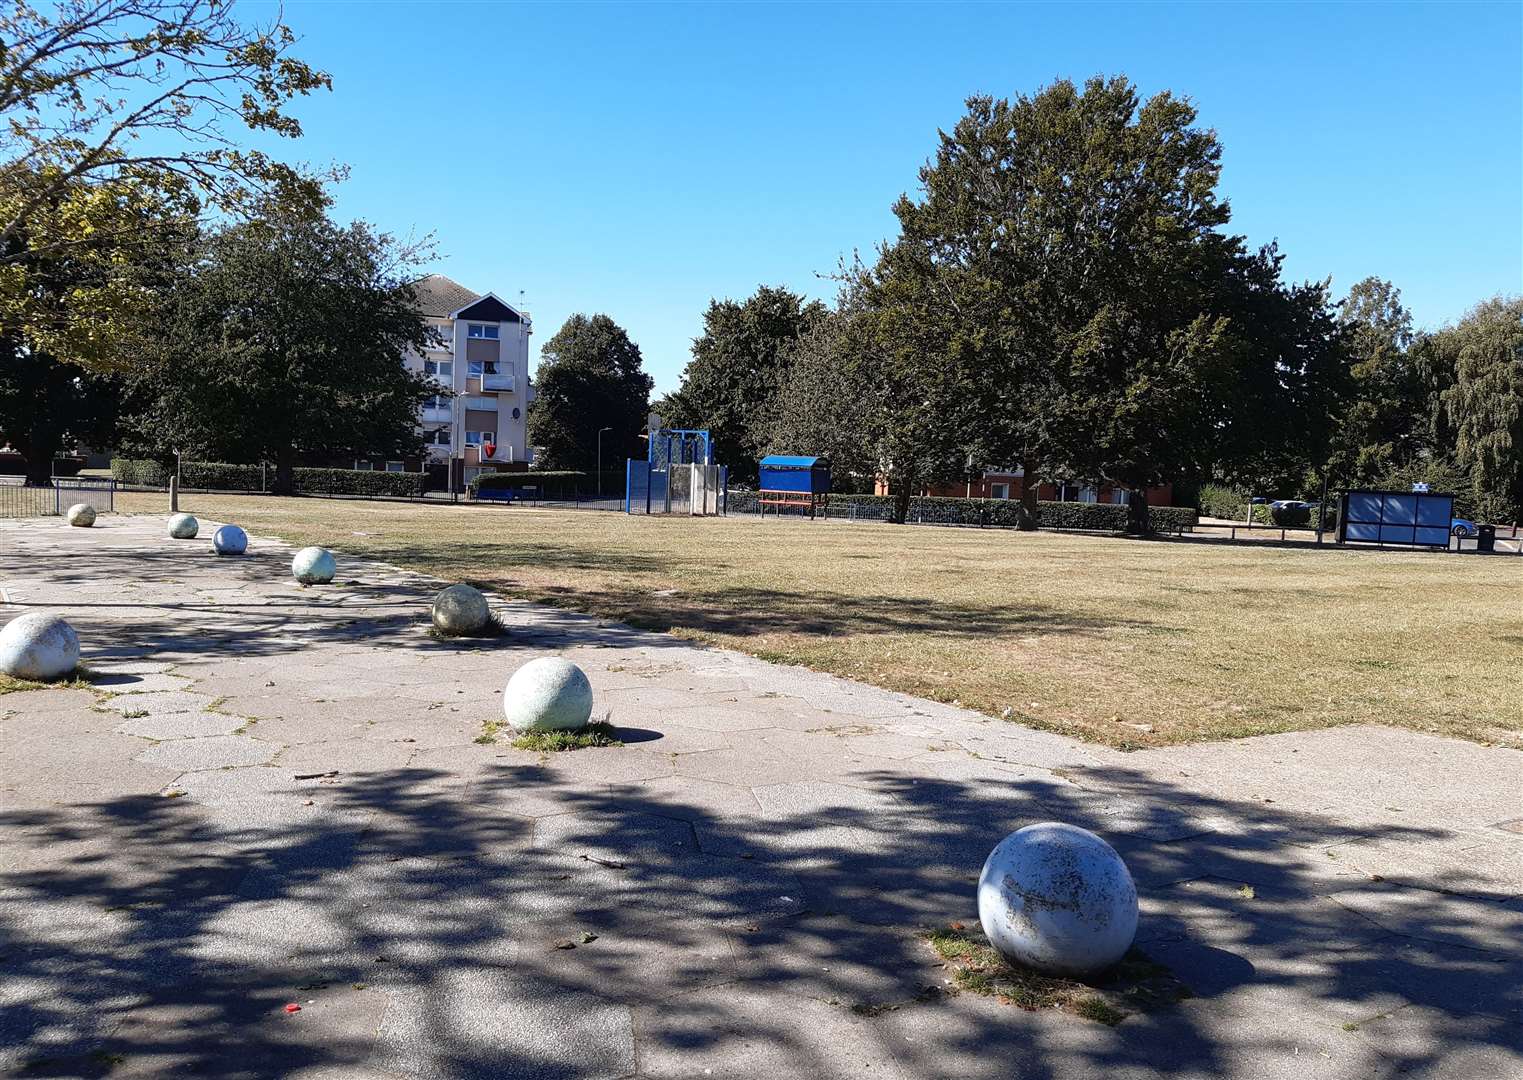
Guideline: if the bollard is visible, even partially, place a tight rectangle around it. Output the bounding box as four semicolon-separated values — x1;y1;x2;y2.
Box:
169;475;179;512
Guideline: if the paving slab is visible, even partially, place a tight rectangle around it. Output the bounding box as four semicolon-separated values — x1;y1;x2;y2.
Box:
1;514;1519;1079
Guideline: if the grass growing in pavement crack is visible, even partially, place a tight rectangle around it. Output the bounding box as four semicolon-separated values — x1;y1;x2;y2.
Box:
0;673;95;694
510;721;622;752
924;926;1190;1025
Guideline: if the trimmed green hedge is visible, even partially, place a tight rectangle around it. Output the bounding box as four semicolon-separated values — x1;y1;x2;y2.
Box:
111;458;427;497
726;490;1196;532
470;470;587;491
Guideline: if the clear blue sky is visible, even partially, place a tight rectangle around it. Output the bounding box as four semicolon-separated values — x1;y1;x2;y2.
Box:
268;1;1521;394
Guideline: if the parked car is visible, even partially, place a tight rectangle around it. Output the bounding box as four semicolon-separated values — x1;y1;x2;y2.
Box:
1451;517;1479;537
1270;499;1310;510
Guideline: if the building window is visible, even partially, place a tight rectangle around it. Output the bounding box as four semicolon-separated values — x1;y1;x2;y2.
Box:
467;359;502;378
385;461;405;473
430;326;453;350
424;359;453;379
1112;489;1128;505
467;323;499;340
422;394;448;410
990;483;1010;500
425;428;450;447
354;460;374;471
465;430;496;446
1079;486;1098;504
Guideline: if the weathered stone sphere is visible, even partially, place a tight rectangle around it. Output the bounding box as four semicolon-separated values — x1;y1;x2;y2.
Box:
291;546;335;584
502;657;593;733
977;822;1138;978
432;584;491;636
212;524;248;555
66;503;96;527
0;612;80;680
168;513;199;539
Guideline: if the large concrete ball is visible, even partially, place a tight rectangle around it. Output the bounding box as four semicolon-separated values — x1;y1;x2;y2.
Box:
66;503;96;527
502;657;594;733
433;584;491;636
212;524;248;555
292;546;336;584
977;822;1138;978
0;612;80;680
168;513;199;539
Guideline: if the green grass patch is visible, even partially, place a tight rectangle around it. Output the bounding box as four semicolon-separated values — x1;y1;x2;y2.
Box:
510;721;622;752
0;673;94;694
924;926;1189;1025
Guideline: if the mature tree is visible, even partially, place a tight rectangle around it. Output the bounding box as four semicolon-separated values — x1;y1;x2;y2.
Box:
528;314;653;474
1324;277;1433;486
1437;297;1523;521
665;285;826;483
767;307;875;487
122;205;434;493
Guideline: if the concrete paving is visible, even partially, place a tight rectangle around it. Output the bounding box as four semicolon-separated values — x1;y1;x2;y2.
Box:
1;514;1519;1079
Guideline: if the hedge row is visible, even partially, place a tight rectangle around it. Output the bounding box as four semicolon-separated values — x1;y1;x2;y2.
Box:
111;458;427;497
471;470;587;491
726;490;1196;532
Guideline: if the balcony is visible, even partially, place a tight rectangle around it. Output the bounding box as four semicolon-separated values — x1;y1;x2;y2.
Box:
478;443;515;463
422;404;451;422
483;372;513;392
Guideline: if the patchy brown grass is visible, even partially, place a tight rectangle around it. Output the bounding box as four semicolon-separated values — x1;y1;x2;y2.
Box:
116;492;1523;749
924;926;1188;1024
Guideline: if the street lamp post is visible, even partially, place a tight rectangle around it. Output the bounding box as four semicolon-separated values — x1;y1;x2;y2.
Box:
596;427;613;496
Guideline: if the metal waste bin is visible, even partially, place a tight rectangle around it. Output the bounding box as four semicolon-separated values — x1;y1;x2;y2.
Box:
1477;524;1496;553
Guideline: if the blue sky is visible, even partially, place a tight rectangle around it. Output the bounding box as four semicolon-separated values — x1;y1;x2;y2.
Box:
270;1;1521;394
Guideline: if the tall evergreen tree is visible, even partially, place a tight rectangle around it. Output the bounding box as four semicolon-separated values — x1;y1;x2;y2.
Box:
528;314;652;474
1438;297;1523;521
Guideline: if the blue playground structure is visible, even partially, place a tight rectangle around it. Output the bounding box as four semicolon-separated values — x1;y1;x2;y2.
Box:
757;454;831;518
626;427;727;515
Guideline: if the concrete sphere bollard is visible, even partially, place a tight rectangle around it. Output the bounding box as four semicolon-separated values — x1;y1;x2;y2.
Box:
977;822;1138;978
0;612;80;680
291;546;336;584
66;503;96;527
432;583;491;636
168;513;199;539
212;524;248;555
502;657;594;733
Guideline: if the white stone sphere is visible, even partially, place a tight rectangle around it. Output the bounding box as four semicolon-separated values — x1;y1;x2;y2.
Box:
66;503;96;527
433;584;491;636
977;822;1138;978
502;657;593;733
212;524;248;555
292;546;336;584
0;612;80;680
168;513;199;539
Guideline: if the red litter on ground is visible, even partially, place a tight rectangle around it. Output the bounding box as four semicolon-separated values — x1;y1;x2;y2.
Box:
284;1003;301;1013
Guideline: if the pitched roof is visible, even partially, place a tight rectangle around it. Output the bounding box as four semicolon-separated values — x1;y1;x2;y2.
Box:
410;274;480;318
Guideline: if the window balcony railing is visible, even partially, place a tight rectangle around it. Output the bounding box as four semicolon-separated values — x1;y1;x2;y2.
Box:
422;404;451;421
482;372;513;391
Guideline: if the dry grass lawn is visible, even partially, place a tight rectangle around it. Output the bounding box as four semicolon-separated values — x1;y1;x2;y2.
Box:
116;492;1522;749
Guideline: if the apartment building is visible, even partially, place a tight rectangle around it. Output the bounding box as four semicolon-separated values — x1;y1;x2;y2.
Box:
402;274;535;490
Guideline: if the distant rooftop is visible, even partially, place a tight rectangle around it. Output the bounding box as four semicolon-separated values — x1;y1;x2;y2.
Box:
410;274;480;318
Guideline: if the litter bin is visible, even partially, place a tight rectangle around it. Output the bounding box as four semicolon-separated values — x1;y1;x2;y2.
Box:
1477;524;1496;553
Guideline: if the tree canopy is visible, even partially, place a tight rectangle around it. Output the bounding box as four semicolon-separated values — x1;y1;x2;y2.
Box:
121;205;434;493
527;313;653;473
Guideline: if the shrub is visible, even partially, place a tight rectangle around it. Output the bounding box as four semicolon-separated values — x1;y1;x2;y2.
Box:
726;490;1196;532
1197;483;1250;521
471;470;587;491
111;458;170;486
182;462;264;491
293;467;427;498
1269;503;1312;528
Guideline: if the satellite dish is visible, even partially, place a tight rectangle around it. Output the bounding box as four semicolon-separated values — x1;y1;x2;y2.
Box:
647;411;663;434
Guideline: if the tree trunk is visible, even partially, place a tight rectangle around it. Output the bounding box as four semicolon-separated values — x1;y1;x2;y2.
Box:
20;422;58;486
272;448;296;496
1017;460;1039;531
891;481;912;525
1125;487;1153;536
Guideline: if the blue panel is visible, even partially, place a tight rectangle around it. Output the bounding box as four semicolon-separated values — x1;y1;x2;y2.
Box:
1416;526;1451;546
1380;523;1416;543
1347;493;1383;523
1383;495;1417;524
1347;522;1380;541
649;470;668;508
1416;495;1453;526
760;455;822;468
759;467;813;493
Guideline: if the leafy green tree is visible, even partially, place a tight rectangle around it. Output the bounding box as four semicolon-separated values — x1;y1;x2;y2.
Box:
122;205;434;494
1437;297;1523;521
528;314;653;474
665;285;826;483
0;0;332;360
